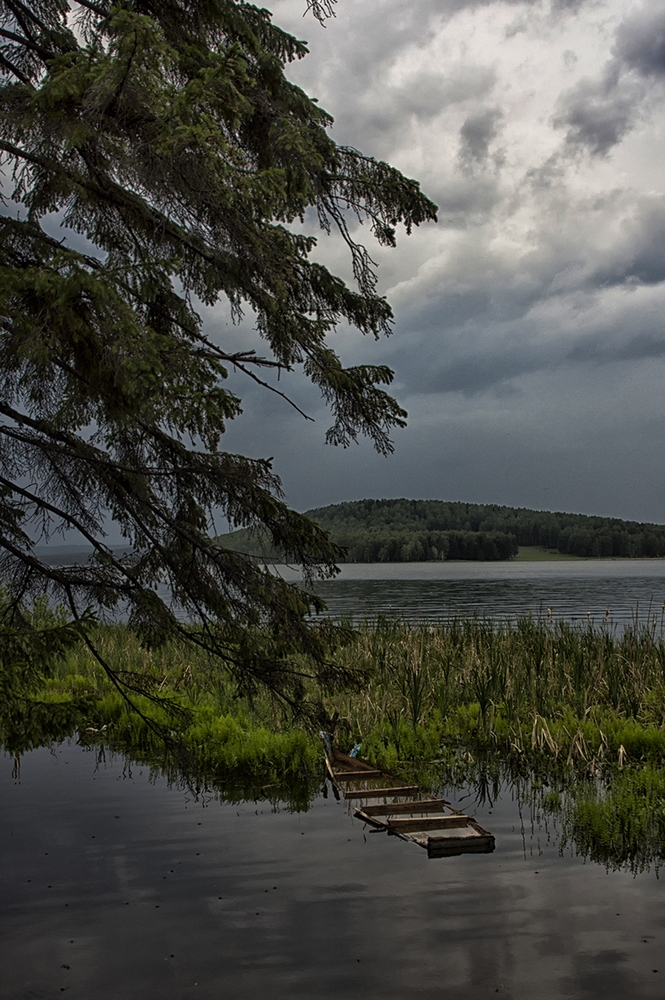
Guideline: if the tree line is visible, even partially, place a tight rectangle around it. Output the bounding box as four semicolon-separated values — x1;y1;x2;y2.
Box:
328;529;518;563
305;499;665;560
220;498;665;562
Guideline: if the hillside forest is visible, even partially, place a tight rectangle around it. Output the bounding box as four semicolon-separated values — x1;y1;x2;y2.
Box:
219;499;665;563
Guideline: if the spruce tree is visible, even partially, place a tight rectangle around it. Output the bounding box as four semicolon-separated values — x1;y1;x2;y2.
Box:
0;1;436;710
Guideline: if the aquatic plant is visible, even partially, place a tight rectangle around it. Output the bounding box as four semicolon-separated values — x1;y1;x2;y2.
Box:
323;616;665;769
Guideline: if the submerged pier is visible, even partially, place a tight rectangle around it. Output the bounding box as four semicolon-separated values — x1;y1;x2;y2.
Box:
323;742;495;859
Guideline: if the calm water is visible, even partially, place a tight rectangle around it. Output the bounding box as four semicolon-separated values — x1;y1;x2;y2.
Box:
2;744;664;1000
275;560;665;630
39;546;665;630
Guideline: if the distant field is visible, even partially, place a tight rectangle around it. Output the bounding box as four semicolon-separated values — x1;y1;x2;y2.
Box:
514;546;587;561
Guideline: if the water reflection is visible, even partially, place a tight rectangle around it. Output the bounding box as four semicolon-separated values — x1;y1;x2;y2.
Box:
4;713;664;876
2;742;664;1000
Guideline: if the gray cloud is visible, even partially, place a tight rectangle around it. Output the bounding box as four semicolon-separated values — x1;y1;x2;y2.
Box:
347;65;499;159
550;0;587;10
590;205;665;288
553;71;641;157
554;1;665;157
425;176;503;226
398;67;498;118
615;0;665;78
458;107;504;169
567;331;665;363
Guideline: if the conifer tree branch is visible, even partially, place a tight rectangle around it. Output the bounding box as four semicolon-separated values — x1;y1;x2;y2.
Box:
0;0;436;710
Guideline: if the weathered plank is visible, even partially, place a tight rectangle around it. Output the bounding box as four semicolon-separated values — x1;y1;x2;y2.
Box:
361;799;450;817
331;749;378;770
333;769;384;781
427;836;495;858
387;815;469;832
343;785;420;799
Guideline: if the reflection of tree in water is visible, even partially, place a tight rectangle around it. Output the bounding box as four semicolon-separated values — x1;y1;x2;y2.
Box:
1;699;86;757
431;754;664;877
82;735;321;813
4;710;663;873
79;741;665;874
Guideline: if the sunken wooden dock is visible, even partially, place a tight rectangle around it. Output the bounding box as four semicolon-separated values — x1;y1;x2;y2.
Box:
323;744;495;859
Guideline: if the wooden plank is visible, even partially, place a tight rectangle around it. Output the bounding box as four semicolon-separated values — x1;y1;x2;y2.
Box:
353;809;387;829
387;815;469;832
331;750;378;771
427;836;495;858
343;785;420;799
468;820;494;838
333;769;384;781
361;799;450;817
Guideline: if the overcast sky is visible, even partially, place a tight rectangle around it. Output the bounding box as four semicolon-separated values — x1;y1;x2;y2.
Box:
214;0;665;524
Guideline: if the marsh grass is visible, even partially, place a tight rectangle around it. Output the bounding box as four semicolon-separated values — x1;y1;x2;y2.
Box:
7;613;665;799
5;615;665;871
4;625;321;783
326;615;665;772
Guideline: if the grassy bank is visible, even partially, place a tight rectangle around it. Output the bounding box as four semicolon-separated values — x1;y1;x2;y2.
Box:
2;626;321;786
513;546;587;561
4;615;665;869
8;615;665;775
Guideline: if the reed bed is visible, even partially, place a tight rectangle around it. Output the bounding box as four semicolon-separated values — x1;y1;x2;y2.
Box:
325;616;665;772
8;614;665;779
6;615;665;872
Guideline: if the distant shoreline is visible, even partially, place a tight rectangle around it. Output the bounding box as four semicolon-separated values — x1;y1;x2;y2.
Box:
26;543;665;567
514;546;665;562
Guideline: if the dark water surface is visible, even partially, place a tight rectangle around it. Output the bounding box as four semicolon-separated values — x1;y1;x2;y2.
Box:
279;561;665;630
2;744;664;999
37;547;665;630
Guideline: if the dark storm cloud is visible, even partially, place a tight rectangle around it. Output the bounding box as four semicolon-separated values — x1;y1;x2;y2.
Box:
376;192;665;399
553;71;640;157
213;0;665;525
567;331;665;363
406;346;547;395
554;1;665;157
388;314;665;399
614;1;665;78
458;107;504;169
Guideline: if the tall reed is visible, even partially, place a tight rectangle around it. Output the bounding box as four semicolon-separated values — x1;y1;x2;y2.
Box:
325;616;665;768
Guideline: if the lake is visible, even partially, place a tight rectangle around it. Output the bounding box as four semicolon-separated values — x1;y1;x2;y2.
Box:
6;556;665;997
2;743;664;999
278;560;665;631
38;546;665;631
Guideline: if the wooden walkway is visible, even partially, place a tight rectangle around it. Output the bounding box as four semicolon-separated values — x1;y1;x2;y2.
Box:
323;744;495;859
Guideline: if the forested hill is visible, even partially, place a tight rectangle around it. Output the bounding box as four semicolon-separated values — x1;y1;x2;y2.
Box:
219;499;665;562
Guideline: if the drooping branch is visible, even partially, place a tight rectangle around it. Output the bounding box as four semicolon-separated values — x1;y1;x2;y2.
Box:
305;0;337;23
0;0;436;714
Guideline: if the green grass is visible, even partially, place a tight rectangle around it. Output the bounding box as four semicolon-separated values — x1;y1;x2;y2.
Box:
514;546;587;561
5;615;665;870
8;615;665;774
